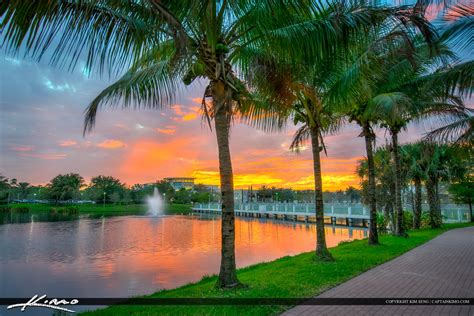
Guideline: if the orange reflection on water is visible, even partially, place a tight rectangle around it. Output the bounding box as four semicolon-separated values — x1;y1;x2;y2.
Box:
0;215;366;298
83;216;366;293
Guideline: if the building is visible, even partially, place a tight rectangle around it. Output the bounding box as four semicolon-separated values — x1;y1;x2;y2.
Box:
164;177;195;191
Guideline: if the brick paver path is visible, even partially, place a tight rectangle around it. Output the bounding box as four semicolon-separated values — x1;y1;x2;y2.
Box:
282;226;474;316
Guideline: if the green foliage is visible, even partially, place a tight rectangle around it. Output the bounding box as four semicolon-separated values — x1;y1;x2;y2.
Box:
420;212;432;228
48;173;85;202
449;181;474;206
0;206;11;212
87;175;126;204
11;206;30;213
376;213;389;234
403;211;414;231
173;188;192;204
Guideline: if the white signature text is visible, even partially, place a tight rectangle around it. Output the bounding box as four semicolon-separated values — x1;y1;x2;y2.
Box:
7;294;78;313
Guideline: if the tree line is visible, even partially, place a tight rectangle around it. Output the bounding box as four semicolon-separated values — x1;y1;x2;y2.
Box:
0;174;217;205
2;0;472;288
0;173;366;205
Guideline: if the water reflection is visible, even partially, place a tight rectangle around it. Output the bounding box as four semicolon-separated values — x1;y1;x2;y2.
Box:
0;215;366;313
0;210;146;224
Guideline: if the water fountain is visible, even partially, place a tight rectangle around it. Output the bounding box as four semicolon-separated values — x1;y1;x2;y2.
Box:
147;187;164;216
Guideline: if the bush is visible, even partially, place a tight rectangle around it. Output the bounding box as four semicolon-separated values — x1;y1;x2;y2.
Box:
0;206;11;212
50;206;79;215
402;211;414;231
12;206;30;213
65;206;79;215
420;212;431;228
377;213;389;234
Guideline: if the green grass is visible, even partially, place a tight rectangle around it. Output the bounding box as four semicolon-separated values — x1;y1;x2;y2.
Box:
7;203;192;215
81;222;473;316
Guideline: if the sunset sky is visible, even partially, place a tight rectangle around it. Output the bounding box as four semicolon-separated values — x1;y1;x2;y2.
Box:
0;55;432;191
0;4;468;191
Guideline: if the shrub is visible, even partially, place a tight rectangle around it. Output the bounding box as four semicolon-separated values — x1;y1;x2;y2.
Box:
12;206;30;213
65;206;79;215
402;211;414;231
377;213;389;234
420;212;431;228
0;206;11;212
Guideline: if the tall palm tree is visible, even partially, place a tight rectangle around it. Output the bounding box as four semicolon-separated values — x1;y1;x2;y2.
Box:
2;0;403;287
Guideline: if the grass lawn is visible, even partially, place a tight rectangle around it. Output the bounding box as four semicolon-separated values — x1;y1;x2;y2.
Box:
7;203;192;215
81;222;473;315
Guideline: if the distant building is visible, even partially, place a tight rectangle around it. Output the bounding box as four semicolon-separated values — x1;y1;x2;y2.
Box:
164;177;195;191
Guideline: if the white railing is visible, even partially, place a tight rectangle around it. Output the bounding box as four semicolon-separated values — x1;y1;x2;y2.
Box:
193;202;471;222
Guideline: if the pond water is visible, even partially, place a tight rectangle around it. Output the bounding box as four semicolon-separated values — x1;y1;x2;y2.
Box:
0;214;366;314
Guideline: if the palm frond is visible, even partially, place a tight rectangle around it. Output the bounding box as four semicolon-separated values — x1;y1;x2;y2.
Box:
425;115;474;145
290;125;311;153
1;0;162;76
439;3;474;54
83;45;181;133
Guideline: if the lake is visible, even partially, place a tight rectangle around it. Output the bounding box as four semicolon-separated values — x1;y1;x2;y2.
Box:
0;214;366;314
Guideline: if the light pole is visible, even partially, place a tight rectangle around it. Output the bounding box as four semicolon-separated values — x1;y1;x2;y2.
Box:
103;192;106;207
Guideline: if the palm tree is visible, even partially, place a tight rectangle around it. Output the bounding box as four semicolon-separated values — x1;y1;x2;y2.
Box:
2;0;405;287
402;143;426;229
358;27;472;235
17;182;31;200
7;178;17;204
357;145;400;232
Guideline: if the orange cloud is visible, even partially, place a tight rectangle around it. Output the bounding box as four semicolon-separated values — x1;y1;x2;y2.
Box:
97;139;127;149
155;128;176;135
58;140;78;147
182;112;198;121
171;104;200;122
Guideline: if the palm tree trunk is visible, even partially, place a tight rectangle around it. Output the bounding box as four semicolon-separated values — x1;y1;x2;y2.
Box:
363;123;379;245
213;81;240;288
310;126;333;261
413;177;422;229
426;175;442;228
391;131;405;236
469;198;473;222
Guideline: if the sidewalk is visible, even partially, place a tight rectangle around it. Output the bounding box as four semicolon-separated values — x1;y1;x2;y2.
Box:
282;226;474;315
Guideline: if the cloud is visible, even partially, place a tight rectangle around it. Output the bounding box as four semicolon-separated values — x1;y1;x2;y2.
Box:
10;145;35;152
43;78;77;92
96;139;127;149
19;153;68;160
182;112;199;121
58;140;78;147
156;128;176;135
171;104;200;122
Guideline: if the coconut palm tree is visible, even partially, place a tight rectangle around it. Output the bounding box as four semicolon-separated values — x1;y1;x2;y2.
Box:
2;0;408;287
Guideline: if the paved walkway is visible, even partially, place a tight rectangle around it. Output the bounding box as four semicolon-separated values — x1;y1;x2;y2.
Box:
283;226;474;316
